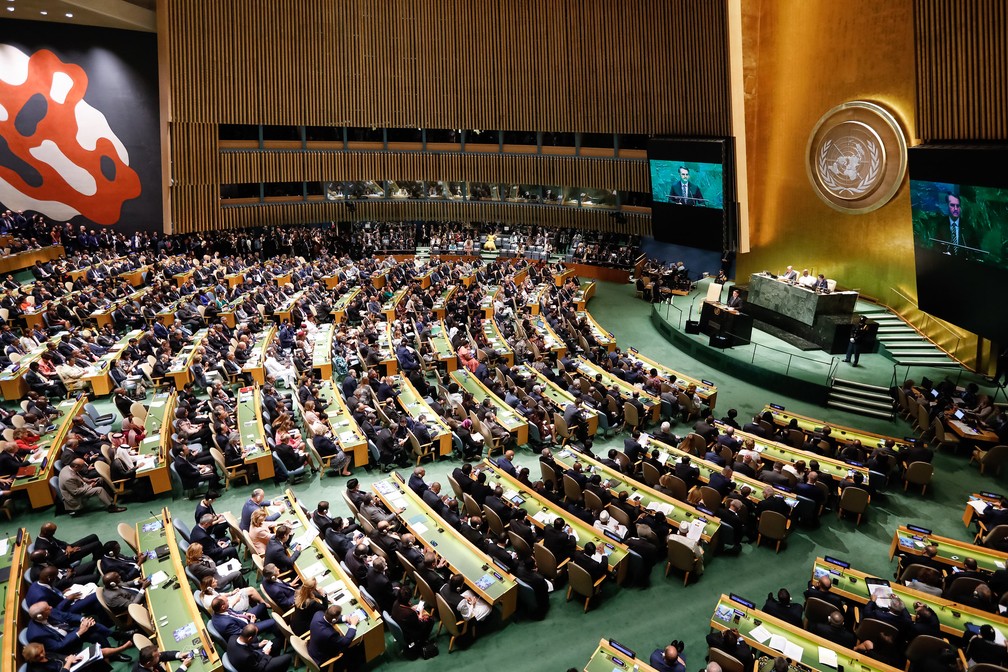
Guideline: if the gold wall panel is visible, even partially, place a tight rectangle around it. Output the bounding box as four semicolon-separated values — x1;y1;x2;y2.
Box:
737;0;979;367
915;0;1008;140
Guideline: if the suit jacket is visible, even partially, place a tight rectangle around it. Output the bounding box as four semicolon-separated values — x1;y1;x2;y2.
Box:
264;537;300;574
211;610;251;640
26;619;81;653
226;636;277;672
263;578;296;612
669;181;704;205
542;525;576;561
307;611;355;664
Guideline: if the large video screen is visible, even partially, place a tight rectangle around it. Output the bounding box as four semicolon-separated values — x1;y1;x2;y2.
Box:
909;145;1008;342
647;138;734;251
649;160;724;209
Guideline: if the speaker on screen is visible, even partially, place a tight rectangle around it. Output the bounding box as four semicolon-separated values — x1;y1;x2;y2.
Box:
908;144;1008;342
647;137;736;251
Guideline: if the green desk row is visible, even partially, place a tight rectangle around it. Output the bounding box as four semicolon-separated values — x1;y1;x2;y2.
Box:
763;406;907;450
582;638;660;672
236;386;274;481
710;593;901;672
135;391;175;495
551;448;721;545
311;323;335;378
714;421;868;481
427;321;457;372
623;347;718;408
450;368;529;446
371;473;517;618
480;460;632;584
482;317;514;365
811;556;1008;638
0;530;28;672
573;357;660;423
136;510;220;672
889;525;1008;574
515;364;600;435
647;436;791;505
393;374;453;456
313;380;369;467
271;490;385;661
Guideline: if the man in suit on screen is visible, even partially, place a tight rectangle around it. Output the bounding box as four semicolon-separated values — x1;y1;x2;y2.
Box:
929;193;976;256
669;166;704;205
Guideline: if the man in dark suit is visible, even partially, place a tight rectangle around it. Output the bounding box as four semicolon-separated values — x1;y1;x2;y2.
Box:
308;606;359;665
756;486;792;519
261;564;296;612
623;429;644;465
227;625;291;672
761;589;802;627
483;486;514;524
407;467;428;495
365;557;397;612
926;193;975;255
726;290;743;310
571;542;608;582
263;525;301;574
803;575;847;613
26;602;114;653
668;166;705;205
190;514;239;564
210;596;275;639
708;467;735;497
542;517;576;562
810;611;856;649
135;645;196;672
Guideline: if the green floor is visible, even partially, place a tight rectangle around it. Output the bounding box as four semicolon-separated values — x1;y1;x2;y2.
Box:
8;280;1003;671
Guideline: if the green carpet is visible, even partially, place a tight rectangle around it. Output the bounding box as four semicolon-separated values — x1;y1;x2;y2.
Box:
10;280;1002;671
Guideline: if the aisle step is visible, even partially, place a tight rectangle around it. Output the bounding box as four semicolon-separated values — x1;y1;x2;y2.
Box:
827;390;894;412
825;399;895;419
831;377;891;394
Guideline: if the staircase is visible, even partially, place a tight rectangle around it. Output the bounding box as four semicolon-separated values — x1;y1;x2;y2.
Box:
857;305;960;368
827;377;895;420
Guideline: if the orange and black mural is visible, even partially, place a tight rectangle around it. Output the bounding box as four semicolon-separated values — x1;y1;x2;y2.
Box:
0;20;160;232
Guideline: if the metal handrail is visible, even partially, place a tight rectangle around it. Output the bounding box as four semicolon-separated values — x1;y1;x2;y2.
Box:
884;286;963;360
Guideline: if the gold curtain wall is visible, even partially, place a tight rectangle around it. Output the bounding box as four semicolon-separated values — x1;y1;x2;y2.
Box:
160;0;734;234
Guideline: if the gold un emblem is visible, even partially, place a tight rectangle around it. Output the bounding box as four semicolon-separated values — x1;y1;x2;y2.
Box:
806;101;907;214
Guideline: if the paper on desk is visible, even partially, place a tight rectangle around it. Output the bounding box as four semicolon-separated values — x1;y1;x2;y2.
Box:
687;519;705;542
784;642;803;663
302;561;325;578
818;647;837;667
768;635;788;652
997;561;1006;570
649;502;673;516
0;537;8;556
994;628;1006;646
294;528;318;548
149;570;169;587
749;625;771;644
411;521;428;535
389;497;407;510
218;559;241;575
68;582;97;598
968;500;990;515
532;511;556;526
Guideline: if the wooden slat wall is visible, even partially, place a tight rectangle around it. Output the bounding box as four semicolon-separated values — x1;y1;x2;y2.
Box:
219;151;649;193
915;0;1008;140
218;200;651;235
163;0;732;232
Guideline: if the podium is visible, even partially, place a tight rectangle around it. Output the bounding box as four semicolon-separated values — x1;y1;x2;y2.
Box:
699;300;752;347
743;273;861;353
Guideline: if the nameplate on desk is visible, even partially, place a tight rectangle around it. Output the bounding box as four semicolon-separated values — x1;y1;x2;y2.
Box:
696;505;715;516
702;380;714;386
907;525;932;535
845;461;864;468
981;492;1004;499
824;556;850;569
628;347;639;354
729;593;755;609
769;403;785;411
608;639;636;660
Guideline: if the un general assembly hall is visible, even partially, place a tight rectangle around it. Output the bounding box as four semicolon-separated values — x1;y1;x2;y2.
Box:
0;1;1007;671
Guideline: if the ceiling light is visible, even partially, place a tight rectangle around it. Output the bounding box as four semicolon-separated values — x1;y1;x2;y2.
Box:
5;6;13;11
65;12;72;17
39;9;47;14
